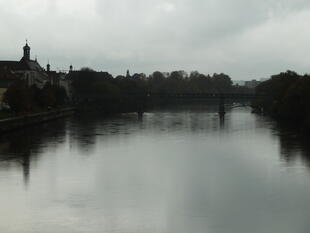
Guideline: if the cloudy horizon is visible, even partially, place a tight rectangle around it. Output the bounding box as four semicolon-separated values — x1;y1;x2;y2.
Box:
1;0;310;80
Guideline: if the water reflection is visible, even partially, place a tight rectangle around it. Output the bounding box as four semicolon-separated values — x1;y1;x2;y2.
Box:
0;105;229;188
219;113;225;128
0;105;310;233
0;119;67;186
1;107;310;181
272;122;310;168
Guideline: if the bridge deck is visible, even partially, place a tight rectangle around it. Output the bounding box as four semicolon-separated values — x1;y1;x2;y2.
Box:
124;93;262;99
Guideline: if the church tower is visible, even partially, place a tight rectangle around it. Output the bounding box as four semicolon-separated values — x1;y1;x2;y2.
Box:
47;62;50;72
23;41;31;61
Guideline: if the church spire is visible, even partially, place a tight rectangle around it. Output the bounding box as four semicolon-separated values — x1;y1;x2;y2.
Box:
23;40;30;61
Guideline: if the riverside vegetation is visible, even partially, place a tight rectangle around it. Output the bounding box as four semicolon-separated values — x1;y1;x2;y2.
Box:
253;70;310;131
5;67;310;128
2;80;67;116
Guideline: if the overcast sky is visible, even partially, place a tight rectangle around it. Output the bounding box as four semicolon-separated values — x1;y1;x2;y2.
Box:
1;0;310;80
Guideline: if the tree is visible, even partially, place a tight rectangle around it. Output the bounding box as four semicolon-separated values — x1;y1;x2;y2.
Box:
3;80;32;113
212;73;233;92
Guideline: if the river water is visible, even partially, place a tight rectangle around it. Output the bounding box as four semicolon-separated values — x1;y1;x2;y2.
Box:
1;104;310;233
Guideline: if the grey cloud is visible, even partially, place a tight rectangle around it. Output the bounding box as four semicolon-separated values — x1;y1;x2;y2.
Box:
0;0;310;78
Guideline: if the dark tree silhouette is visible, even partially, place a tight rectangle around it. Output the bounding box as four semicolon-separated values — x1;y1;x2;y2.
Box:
3;80;32;114
254;70;310;131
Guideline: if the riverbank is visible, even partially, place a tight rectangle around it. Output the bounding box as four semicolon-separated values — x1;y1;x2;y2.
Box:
0;107;75;133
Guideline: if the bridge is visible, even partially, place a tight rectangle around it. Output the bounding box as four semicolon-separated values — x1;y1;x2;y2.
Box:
74;92;264;116
147;93;259;99
127;92;263;116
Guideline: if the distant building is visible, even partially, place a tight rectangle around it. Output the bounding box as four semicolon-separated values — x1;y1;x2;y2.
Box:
232;80;245;86
245;79;261;89
0;42;50;105
46;63;64;86
46;63;73;99
0;42;48;89
0;42;73;103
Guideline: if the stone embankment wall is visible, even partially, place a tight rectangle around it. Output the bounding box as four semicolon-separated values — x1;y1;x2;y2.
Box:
0;108;75;133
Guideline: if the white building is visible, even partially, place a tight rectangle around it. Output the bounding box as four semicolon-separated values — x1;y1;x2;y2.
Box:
245;79;261;89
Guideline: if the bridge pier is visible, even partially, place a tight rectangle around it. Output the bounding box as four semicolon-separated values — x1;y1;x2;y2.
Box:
219;113;225;128
137;110;144;120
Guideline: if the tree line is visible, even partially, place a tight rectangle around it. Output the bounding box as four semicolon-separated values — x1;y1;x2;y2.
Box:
2;68;252;114
71;69;250;97
69;68;251;112
253;70;310;130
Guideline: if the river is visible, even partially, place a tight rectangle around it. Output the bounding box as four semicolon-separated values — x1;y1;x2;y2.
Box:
1;104;310;233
